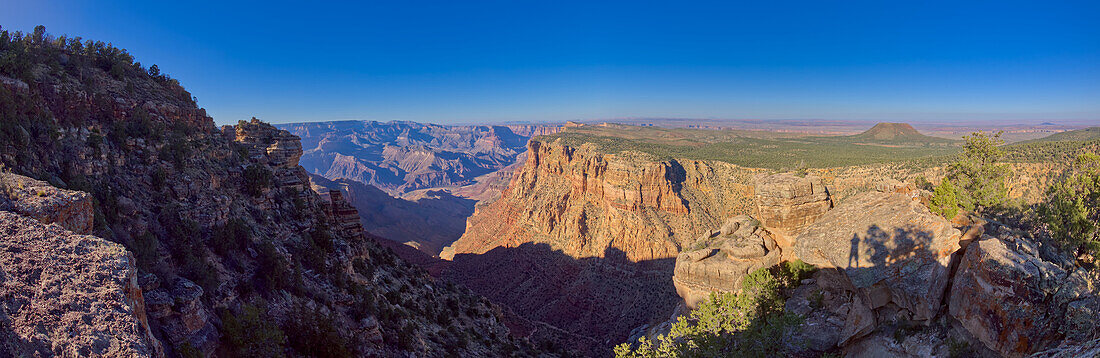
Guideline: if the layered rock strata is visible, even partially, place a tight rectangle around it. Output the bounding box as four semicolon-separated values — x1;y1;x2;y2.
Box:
754;174;832;236
279;120;562;195
447;140;767;262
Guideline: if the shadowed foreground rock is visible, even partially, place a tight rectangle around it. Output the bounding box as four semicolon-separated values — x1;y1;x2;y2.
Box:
0;211;160;357
793;189;961;344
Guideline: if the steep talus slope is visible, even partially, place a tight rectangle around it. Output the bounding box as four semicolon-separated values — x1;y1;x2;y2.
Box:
279;120;561;195
0;28;550;357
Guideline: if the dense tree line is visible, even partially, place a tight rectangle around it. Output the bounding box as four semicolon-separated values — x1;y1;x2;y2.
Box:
0;25;195;105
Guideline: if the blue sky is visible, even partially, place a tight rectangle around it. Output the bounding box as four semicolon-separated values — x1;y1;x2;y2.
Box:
3;0;1099;125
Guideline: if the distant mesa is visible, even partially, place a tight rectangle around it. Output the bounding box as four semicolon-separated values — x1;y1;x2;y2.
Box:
846;122;955;145
1040;122;1057;126
853;122;923;141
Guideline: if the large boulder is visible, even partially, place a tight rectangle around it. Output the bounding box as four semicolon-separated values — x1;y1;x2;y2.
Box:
793;190;962;326
755;174;832;237
673;215;783;308
949;231;1100;358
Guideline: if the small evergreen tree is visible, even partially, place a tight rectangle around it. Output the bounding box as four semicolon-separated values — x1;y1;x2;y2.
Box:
946;131;1009;213
929;177;964;219
221;304;287;358
1040;153;1100;261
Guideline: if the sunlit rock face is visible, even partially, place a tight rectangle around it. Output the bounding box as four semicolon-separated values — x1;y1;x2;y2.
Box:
754;174;832;237
1;173;94;235
793;189;961;344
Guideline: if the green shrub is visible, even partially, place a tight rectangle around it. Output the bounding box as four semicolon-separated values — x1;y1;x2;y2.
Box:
778;259;815;288
130;231;159;269
159;136;191;168
211;218;250;255
284;303;352;358
614;266;802;357
150;167;167;191
256;240;290;293
243;164;273;197
221;304;287;358
929;177;964;219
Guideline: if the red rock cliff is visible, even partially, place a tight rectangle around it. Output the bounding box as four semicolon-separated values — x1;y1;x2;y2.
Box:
446;138;770;262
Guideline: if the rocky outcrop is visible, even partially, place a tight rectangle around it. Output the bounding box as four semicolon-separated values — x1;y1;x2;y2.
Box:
321;188;367;242
1032;338;1100;358
794;190;961;324
142;279;217;356
233;118;303;169
231;119;309;190
1;178;162;357
672;216;783;308
1;173;94;234
949;229;1100;358
754;174;832;236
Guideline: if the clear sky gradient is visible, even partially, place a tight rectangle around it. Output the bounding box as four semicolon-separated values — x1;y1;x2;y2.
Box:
3;0;1099;124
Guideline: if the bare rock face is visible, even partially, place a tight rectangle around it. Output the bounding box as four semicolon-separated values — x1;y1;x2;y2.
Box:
1032;338;1100;358
143;279;217;356
949;232;1100;358
0;211;161;357
322;188;367;242
1;173;94;234
793;189;962;341
755;174;832;236
673;216;783;308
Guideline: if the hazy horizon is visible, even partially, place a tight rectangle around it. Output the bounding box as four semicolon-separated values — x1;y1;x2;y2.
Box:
4;0;1099;125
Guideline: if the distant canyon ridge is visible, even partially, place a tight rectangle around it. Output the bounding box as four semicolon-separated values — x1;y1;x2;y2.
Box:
278;120;561;196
